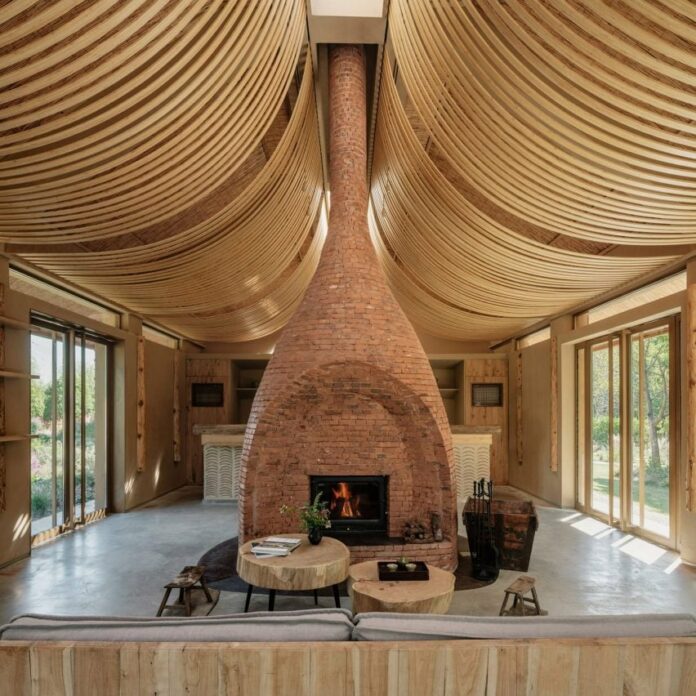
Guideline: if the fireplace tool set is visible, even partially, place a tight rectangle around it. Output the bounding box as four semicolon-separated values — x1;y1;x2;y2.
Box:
470;479;500;581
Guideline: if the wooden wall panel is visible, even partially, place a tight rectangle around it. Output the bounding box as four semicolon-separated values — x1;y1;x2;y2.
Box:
0;282;4;512
2;639;694;696
185;358;232;484
463;358;508;484
687;284;696;511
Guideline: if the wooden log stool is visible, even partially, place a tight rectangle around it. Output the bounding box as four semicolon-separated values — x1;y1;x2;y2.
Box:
157;565;213;617
499;575;542;616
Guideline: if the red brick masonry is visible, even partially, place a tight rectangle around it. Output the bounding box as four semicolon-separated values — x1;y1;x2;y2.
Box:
239;45;457;570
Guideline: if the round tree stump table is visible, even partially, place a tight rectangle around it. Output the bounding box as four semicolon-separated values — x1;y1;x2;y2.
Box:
348;560;455;614
237;534;350;611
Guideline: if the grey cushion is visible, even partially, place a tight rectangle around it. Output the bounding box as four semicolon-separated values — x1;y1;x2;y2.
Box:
0;608;354;642
351;612;696;641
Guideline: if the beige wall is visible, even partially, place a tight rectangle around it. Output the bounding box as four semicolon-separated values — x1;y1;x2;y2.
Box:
125;340;185;509
507;340;560;505
416;331;491;355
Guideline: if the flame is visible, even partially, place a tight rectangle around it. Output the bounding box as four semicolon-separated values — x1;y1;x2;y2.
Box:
331;481;361;518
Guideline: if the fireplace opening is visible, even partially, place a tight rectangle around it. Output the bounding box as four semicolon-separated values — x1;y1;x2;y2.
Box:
310;475;388;534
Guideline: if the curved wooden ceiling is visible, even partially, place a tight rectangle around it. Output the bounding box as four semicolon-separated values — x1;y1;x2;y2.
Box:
0;0;325;342
1;1;695;343
366;0;696;340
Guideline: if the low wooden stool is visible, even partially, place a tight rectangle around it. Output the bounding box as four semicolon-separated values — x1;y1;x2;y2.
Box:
499;575;542;616
157;565;213;617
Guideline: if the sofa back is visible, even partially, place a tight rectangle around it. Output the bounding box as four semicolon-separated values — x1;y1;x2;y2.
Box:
3;609;696;644
0;609;354;643
351;611;696;641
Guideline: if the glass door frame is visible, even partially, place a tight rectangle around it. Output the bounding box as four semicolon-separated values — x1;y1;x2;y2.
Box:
579;332;623;527
71;332;111;527
29;325;67;536
30;319;113;542
576;315;678;548
625;316;678;547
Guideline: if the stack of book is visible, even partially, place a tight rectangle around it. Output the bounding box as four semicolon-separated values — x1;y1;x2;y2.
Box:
250;537;302;557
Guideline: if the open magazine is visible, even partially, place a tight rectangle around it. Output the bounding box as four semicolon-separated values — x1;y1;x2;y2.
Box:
251;537;302;557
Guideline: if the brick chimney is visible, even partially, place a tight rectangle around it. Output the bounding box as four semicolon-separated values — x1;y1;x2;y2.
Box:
239;45;457;569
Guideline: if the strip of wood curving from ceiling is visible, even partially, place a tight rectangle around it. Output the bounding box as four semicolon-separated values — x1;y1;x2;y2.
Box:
387;0;696;246
0;0;308;243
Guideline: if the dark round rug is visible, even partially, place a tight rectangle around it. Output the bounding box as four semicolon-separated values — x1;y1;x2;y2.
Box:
198;537;496;593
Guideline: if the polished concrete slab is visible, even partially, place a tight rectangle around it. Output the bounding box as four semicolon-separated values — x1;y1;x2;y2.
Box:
1;485;694;623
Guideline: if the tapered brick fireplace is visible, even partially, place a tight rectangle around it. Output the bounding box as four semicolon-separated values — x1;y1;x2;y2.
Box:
239;45;457;569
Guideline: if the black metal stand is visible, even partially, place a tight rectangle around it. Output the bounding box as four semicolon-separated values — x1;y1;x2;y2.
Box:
243;583;342;612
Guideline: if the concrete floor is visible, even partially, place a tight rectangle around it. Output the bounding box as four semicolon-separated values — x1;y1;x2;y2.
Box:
1;485;694;623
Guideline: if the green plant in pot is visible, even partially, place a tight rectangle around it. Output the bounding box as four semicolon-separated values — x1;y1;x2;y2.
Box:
280;492;331;545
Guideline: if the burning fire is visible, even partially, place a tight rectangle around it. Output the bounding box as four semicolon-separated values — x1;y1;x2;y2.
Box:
331;481;362;518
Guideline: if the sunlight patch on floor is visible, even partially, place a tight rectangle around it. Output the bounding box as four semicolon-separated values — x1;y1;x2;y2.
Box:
663;557;682;575
619;538;667;565
571;517;611;536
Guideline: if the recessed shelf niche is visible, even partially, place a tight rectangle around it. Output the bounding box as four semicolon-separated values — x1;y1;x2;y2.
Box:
231;359;268;424
430;359;464;425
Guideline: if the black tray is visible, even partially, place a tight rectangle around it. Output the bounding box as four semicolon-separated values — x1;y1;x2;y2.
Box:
377;561;429;581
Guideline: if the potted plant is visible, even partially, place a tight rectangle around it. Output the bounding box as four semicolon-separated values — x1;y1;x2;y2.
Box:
280;492;331;545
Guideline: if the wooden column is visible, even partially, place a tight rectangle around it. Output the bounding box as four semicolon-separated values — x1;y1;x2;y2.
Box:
516;351;523;466
136;336;146;472
550;336;558;472
687;285;696;511
0;283;5;512
173;353;181;463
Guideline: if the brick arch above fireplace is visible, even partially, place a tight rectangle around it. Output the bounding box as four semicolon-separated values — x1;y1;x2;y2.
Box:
239;361;457;567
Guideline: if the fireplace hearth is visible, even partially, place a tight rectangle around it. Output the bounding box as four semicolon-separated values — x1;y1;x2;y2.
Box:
310;476;388;534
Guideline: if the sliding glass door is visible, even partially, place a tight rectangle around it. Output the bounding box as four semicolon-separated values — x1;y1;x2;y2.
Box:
629;323;673;540
30;325;110;539
30;331;65;535
73;335;108;524
577;317;676;545
585;336;621;524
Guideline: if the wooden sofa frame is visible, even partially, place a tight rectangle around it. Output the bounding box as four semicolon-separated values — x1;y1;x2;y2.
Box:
1;637;695;695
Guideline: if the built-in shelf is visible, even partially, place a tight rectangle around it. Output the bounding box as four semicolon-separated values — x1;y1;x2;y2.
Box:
0;369;39;379
233;359;268;424
0;315;33;331
438;388;459;395
0;435;38;443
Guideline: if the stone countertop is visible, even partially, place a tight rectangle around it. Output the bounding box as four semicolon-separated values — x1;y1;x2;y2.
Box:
193;424;500;436
192;424;247;436
450;425;502;434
